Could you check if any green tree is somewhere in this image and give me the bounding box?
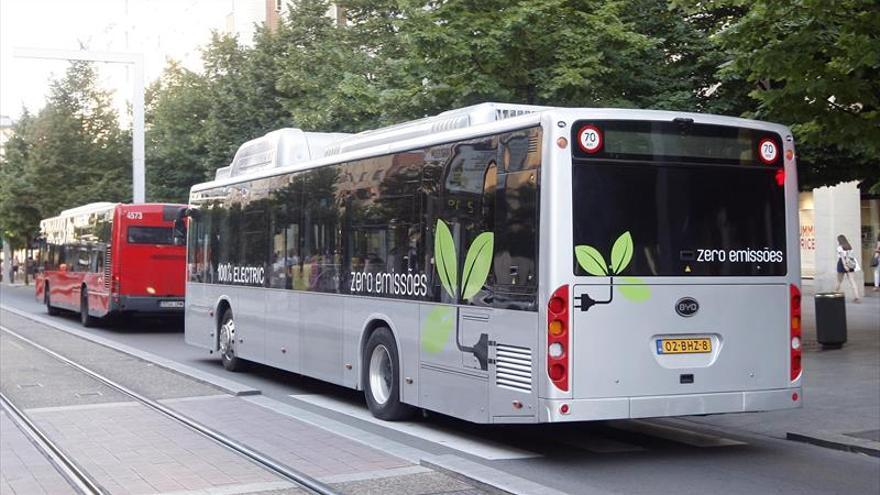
[0,61,131,247]
[680,0,880,191]
[619,0,749,113]
[399,0,654,109]
[145,61,212,202]
[0,112,42,247]
[202,32,289,171]
[270,0,386,131]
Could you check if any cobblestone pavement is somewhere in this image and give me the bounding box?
[1,411,73,495]
[0,311,489,495]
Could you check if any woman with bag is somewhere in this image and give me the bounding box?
[835,234,861,302]
[872,233,879,292]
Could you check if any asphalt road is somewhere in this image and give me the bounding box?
[2,284,878,495]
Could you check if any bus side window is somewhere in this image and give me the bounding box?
[77,246,90,273]
[37,240,48,271]
[241,205,269,286]
[65,246,81,272]
[91,246,103,273]
[269,174,301,290]
[301,166,343,293]
[428,137,497,307]
[200,203,219,284]
[343,153,422,298]
[54,244,63,268]
[493,130,541,311]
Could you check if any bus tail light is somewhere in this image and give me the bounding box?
[790,284,802,381]
[111,275,121,295]
[548,285,569,392]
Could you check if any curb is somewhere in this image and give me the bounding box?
[787,431,880,458]
[0,304,260,397]
[421,454,588,495]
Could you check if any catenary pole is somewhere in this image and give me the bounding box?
[13,47,146,203]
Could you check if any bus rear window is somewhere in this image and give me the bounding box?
[572,161,786,277]
[128,226,174,245]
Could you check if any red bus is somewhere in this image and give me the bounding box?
[35,202,187,326]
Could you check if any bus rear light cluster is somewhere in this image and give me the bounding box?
[790,284,802,381]
[548,285,569,392]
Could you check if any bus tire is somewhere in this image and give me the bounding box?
[363,327,415,421]
[45,284,61,316]
[80,287,96,328]
[218,308,244,372]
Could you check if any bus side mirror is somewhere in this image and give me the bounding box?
[172,219,186,246]
[173,207,198,246]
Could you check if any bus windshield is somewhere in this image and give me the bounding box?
[571,122,787,277]
[128,226,175,245]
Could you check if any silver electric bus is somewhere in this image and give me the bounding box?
[184,103,803,423]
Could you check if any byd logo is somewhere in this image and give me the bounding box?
[675,297,699,317]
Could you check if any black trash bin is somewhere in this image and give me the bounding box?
[815,292,847,349]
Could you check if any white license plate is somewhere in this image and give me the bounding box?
[159,300,184,308]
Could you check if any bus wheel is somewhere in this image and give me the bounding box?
[364,327,415,421]
[80,287,96,328]
[45,284,61,316]
[218,308,244,371]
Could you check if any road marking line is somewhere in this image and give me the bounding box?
[290,394,540,460]
[609,419,747,447]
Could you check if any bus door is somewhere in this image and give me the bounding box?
[55,245,80,309]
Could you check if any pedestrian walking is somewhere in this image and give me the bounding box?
[12,256,20,283]
[834,234,861,302]
[872,233,880,292]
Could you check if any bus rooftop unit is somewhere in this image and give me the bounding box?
[36,202,188,327]
[184,102,802,423]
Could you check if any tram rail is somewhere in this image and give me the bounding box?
[0,324,341,495]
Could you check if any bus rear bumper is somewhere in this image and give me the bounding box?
[539,387,802,423]
[113,295,185,314]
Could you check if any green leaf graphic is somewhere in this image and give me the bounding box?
[618,276,651,302]
[461,232,494,301]
[421,306,455,354]
[434,219,457,299]
[575,245,609,276]
[610,231,634,275]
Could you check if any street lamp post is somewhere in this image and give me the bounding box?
[12,47,146,203]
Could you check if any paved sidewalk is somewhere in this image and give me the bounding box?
[0,411,73,495]
[163,395,413,480]
[687,280,880,454]
[0,312,489,495]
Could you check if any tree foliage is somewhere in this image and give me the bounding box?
[142,0,740,196]
[145,61,211,202]
[678,0,880,191]
[4,1,877,244]
[0,61,131,247]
